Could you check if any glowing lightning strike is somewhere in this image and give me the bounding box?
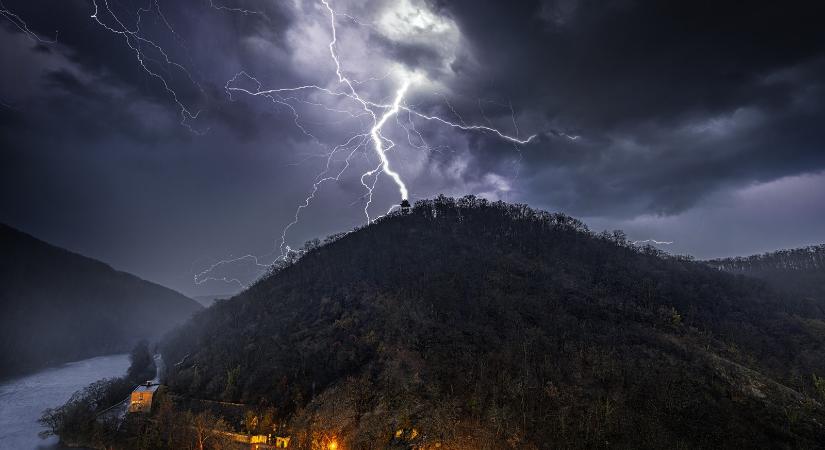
[369,80,410,200]
[221,0,547,224]
[198,0,551,288]
[358,80,410,219]
[58,0,569,288]
[632,239,674,245]
[321,0,408,204]
[0,0,572,290]
[209,0,271,21]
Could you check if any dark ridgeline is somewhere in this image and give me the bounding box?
[707,245,825,319]
[150,195,825,449]
[0,224,202,378]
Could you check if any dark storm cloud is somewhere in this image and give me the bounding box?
[425,0,825,215]
[436,0,825,124]
[0,0,299,138]
[0,0,323,294]
[1,0,824,294]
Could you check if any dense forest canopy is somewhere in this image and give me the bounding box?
[0,224,202,378]
[153,196,825,449]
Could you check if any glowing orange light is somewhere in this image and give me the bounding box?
[328,441,338,450]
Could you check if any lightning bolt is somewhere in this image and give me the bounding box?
[2,0,581,290]
[0,0,572,289]
[320,0,410,210]
[0,0,58,44]
[363,79,411,203]
[90,0,206,134]
[204,0,553,288]
[208,0,271,21]
[632,239,674,245]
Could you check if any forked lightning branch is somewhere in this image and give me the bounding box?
[85,0,545,288]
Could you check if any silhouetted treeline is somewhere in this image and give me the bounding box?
[707,244,825,318]
[0,224,202,378]
[708,244,825,272]
[100,196,825,448]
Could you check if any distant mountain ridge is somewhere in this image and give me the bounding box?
[193,293,237,307]
[158,196,825,448]
[707,244,825,272]
[0,223,202,378]
[706,244,825,318]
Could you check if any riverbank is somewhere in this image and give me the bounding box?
[0,354,129,450]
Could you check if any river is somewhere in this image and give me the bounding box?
[0,354,130,450]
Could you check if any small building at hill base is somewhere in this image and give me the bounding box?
[129,382,160,413]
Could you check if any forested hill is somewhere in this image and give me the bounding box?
[706,244,825,318]
[161,196,825,449]
[0,224,202,378]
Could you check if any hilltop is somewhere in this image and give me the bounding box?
[156,196,825,449]
[0,224,202,378]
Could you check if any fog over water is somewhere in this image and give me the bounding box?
[0,354,129,450]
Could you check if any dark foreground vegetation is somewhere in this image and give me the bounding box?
[46,197,825,449]
[0,224,202,378]
[40,341,269,449]
[39,341,156,447]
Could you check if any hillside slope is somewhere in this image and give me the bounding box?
[161,196,825,449]
[707,244,825,318]
[0,224,202,378]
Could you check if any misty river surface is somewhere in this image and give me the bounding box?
[0,354,130,450]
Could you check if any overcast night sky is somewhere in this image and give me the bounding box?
[1,0,824,297]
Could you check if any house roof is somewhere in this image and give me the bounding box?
[133,383,161,393]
